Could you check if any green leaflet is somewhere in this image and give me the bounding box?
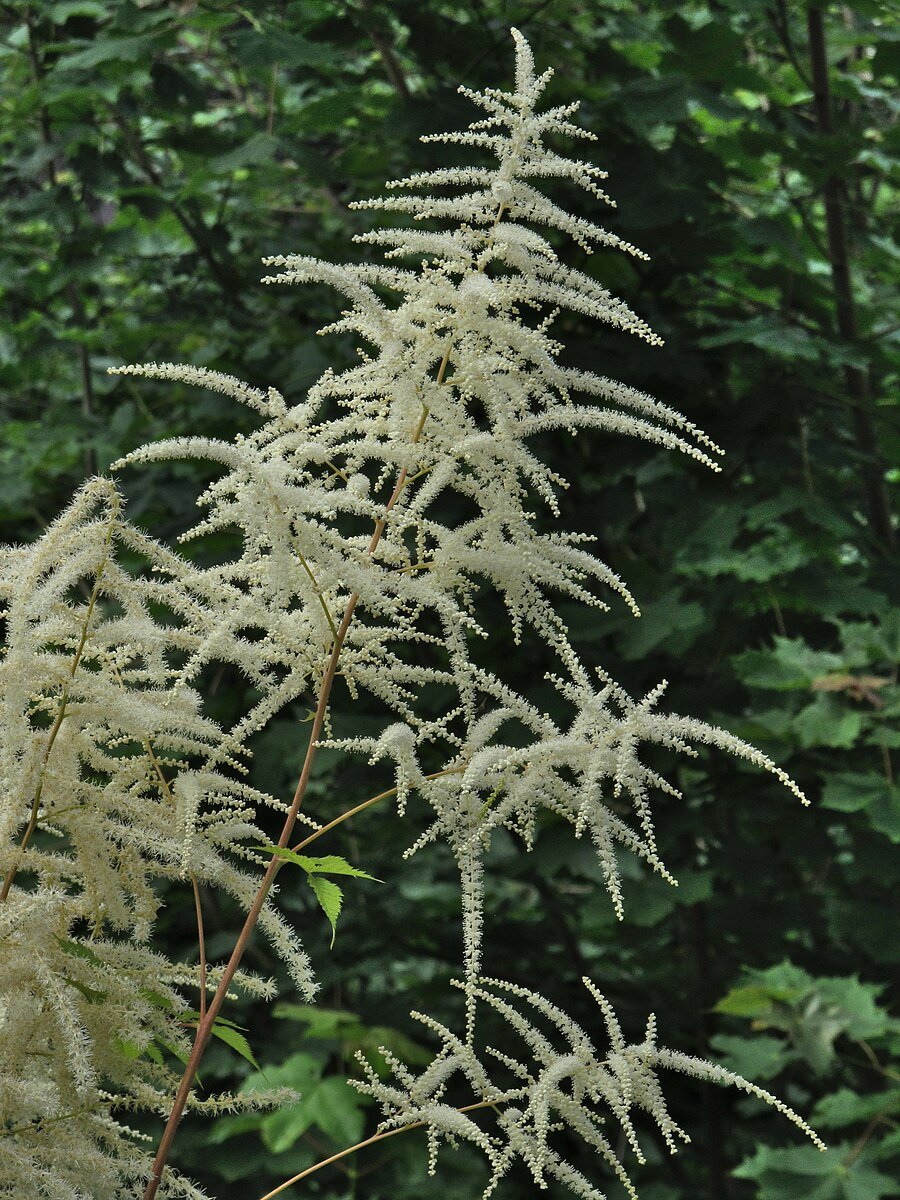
[308,876,342,948]
[273,1002,433,1070]
[207,1024,260,1070]
[734,1142,898,1200]
[62,976,107,1005]
[256,845,379,945]
[814,1086,900,1131]
[715,964,896,1076]
[257,845,379,880]
[213,1052,368,1153]
[181,1011,260,1069]
[55,937,106,967]
[115,1036,192,1073]
[116,1006,256,1074]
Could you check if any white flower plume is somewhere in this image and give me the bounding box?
[354,976,824,1200]
[1,27,820,1198]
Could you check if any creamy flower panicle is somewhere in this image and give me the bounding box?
[1,29,820,1200]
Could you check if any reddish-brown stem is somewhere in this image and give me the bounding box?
[142,399,434,1199]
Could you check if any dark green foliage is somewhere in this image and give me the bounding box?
[1,2,895,1198]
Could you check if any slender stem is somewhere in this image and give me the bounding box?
[369,401,433,529]
[765,584,787,638]
[257,1098,500,1200]
[271,491,338,641]
[880,740,894,788]
[405,463,437,483]
[260,1125,411,1199]
[0,506,116,903]
[142,401,434,1200]
[854,1039,900,1083]
[191,878,207,1023]
[142,573,352,1200]
[266,63,278,136]
[292,766,466,853]
[842,1106,895,1169]
[105,105,246,308]
[4,1105,99,1138]
[324,459,350,483]
[358,0,411,101]
[392,559,434,575]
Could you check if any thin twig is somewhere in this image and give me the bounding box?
[257,1098,502,1200]
[841,1106,895,1168]
[292,766,466,853]
[191,878,207,1023]
[266,63,278,135]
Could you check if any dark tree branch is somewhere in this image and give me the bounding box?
[24,9,96,477]
[358,0,411,100]
[688,902,731,1200]
[106,107,248,312]
[806,6,895,553]
[767,0,813,89]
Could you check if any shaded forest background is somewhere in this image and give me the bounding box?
[1,1,897,1198]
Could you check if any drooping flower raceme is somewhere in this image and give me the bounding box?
[1,28,820,1200]
[0,480,304,1198]
[354,977,825,1200]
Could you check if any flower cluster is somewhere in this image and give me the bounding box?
[1,28,820,1200]
[0,480,307,1197]
[355,977,825,1200]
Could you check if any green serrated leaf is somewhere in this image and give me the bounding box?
[297,854,380,881]
[714,983,800,1017]
[209,1022,260,1070]
[212,133,279,173]
[273,1003,360,1036]
[140,988,175,1011]
[56,937,105,967]
[733,638,846,690]
[51,1,106,18]
[256,845,379,880]
[302,1075,366,1146]
[115,1037,164,1067]
[158,1039,191,1068]
[115,1038,143,1062]
[814,1086,900,1130]
[182,1010,245,1030]
[735,1143,897,1200]
[272,1004,432,1068]
[258,1102,313,1155]
[53,33,167,73]
[237,1052,322,1153]
[709,1034,789,1081]
[822,773,900,841]
[179,1010,259,1068]
[62,975,107,1004]
[144,1042,165,1067]
[794,696,863,749]
[309,876,343,947]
